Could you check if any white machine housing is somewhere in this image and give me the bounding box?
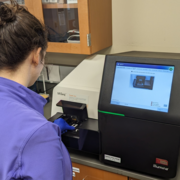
[51,55,105,119]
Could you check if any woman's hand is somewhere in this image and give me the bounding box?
[54,118,75,134]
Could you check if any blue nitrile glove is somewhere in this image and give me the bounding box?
[54,118,75,134]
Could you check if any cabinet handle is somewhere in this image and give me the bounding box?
[87,34,91,46]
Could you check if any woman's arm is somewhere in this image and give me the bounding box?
[20,122,71,180]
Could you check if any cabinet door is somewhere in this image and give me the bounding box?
[25,0,44,23]
[72,162,128,180]
[42,0,91,54]
[41,0,112,55]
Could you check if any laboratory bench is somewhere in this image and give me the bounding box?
[44,100,180,180]
[68,148,180,180]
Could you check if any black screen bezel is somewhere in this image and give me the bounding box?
[98,55,180,126]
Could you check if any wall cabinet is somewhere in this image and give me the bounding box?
[72,162,128,180]
[19,0,112,55]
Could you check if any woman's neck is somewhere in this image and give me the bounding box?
[0,62,31,87]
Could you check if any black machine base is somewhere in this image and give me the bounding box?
[98,112,180,178]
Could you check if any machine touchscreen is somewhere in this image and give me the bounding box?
[111,62,174,113]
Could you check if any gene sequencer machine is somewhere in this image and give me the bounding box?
[50,54,180,179]
[50,55,105,155]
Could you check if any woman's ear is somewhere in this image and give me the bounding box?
[32,48,42,66]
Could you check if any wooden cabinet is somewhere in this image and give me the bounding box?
[24,0,112,55]
[72,162,128,180]
[25,0,45,22]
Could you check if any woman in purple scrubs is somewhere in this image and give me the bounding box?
[0,1,74,179]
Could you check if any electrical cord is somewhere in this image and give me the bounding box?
[36,81,57,94]
[42,85,57,93]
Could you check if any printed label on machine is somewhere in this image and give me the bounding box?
[56,93,89,107]
[68,94,89,106]
[104,154,121,163]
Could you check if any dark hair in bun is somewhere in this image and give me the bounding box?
[0,1,20,26]
[0,0,48,70]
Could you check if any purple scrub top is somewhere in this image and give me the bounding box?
[0,77,72,180]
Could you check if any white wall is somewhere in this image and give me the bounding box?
[131,0,180,53]
[100,0,180,54]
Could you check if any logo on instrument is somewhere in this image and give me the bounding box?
[156,158,168,166]
[57,92,66,96]
[153,158,169,171]
[153,164,169,171]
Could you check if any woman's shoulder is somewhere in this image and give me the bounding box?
[0,96,58,142]
[0,96,45,122]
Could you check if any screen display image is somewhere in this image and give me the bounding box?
[132,75,154,90]
[111,62,174,113]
